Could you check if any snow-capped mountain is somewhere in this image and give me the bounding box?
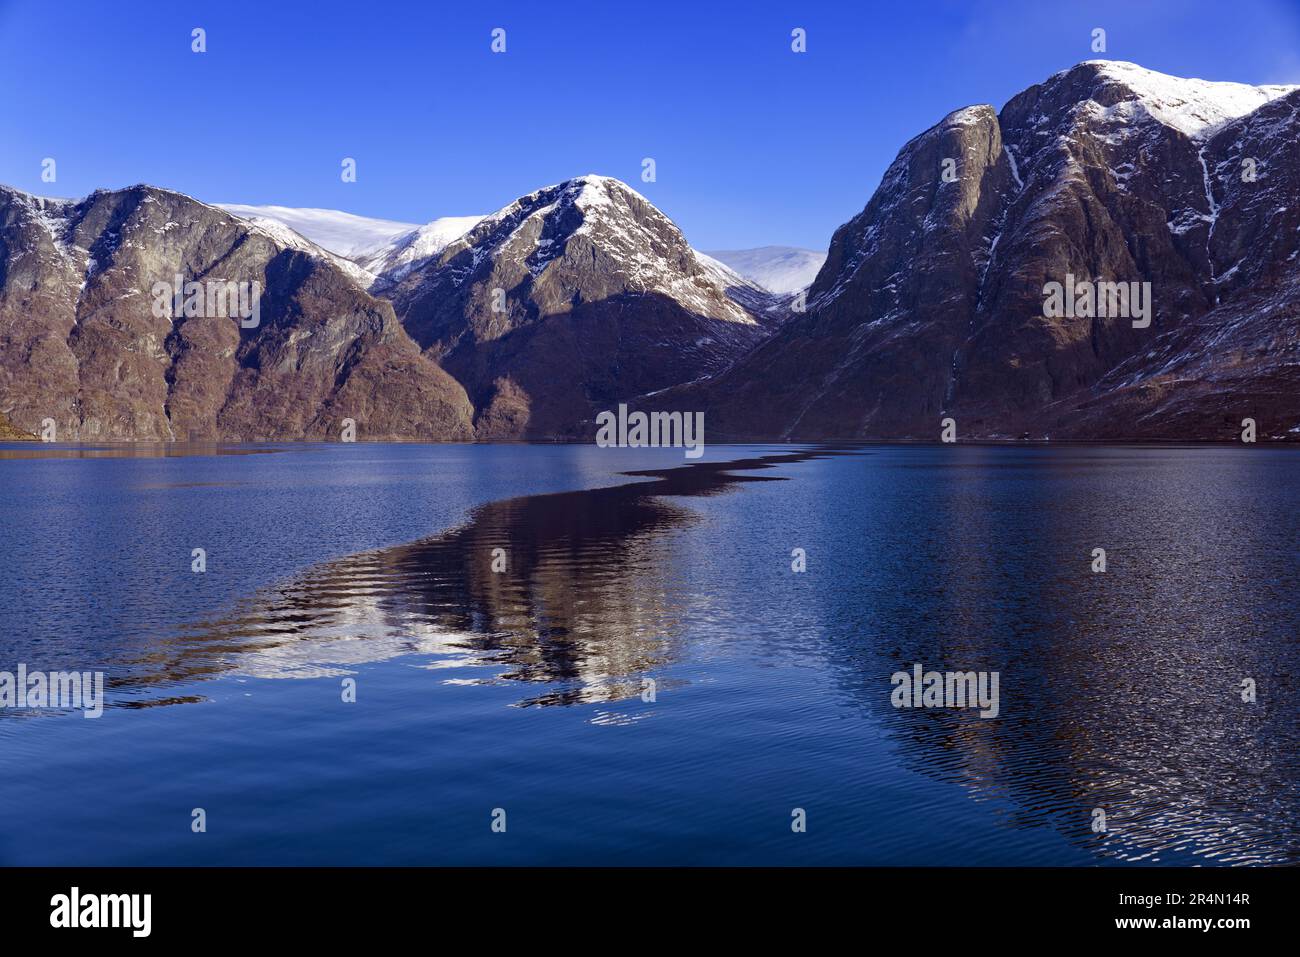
[220,210,384,290]
[217,200,800,306]
[702,246,827,294]
[1064,60,1297,139]
[677,61,1300,440]
[388,174,778,436]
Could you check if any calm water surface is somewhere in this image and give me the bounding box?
[0,443,1297,865]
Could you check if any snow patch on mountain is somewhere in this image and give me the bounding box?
[1077,60,1299,139]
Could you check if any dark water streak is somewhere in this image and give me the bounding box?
[141,446,850,704]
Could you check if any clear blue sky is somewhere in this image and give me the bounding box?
[3,0,1298,250]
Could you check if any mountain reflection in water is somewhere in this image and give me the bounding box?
[149,447,846,705]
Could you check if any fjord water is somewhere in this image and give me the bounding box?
[0,443,1297,866]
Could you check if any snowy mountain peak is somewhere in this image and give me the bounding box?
[453,174,759,324]
[566,173,651,207]
[945,104,998,127]
[1061,60,1300,139]
[461,175,649,239]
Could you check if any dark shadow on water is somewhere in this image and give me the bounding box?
[135,446,851,705]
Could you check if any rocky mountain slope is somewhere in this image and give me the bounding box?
[677,61,1300,440]
[0,184,474,440]
[385,175,777,437]
[0,409,32,439]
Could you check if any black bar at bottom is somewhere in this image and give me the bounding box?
[0,866,1288,942]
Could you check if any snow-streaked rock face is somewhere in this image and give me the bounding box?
[0,185,474,440]
[677,60,1300,440]
[388,174,779,437]
[702,246,827,294]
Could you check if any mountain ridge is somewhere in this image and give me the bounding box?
[219,202,817,294]
[4,60,1299,442]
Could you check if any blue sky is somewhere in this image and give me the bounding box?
[3,0,1299,250]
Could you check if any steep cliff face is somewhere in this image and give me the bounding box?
[387,175,776,438]
[670,102,1014,439]
[0,185,474,441]
[961,61,1300,437]
[681,62,1300,440]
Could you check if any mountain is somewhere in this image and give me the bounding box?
[7,62,1296,445]
[386,175,779,437]
[0,184,474,441]
[213,209,384,291]
[674,61,1300,440]
[703,246,826,294]
[1,177,781,442]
